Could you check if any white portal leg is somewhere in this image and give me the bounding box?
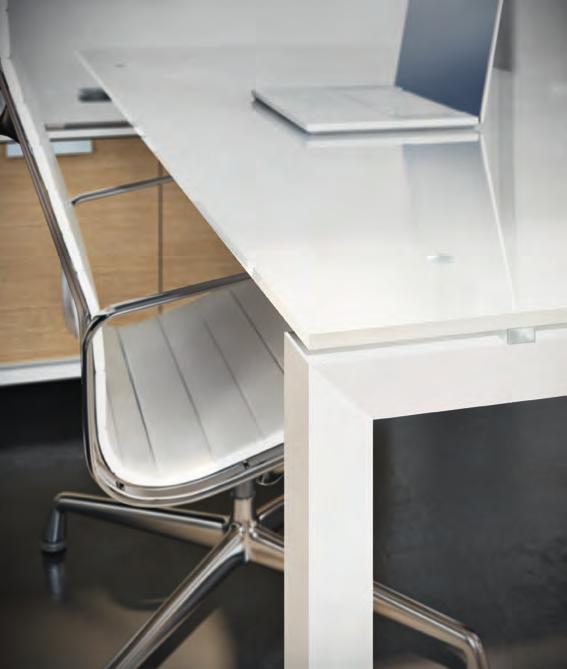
[284,334,373,669]
[282,324,567,668]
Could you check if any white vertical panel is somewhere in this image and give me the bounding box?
[0,0,9,58]
[313,327,567,421]
[285,334,373,669]
[257,0,406,48]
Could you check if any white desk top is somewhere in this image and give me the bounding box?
[82,45,567,350]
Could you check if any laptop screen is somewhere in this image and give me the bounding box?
[395,0,502,118]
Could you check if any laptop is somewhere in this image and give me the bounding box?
[252,0,504,134]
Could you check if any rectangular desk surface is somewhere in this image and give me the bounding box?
[82,46,567,350]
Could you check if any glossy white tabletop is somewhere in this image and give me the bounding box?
[82,41,567,350]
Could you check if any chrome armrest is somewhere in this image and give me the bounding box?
[71,175,173,207]
[81,272,249,350]
[62,174,174,335]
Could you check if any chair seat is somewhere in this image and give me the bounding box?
[93,280,288,488]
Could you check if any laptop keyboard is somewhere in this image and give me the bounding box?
[334,86,460,119]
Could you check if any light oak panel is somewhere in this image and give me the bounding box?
[0,140,76,363]
[61,138,159,306]
[0,137,243,366]
[0,307,77,364]
[0,137,159,364]
[0,148,45,228]
[0,256,63,311]
[0,219,54,256]
[162,181,242,290]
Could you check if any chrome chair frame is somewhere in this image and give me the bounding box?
[1,63,489,669]
[70,174,174,207]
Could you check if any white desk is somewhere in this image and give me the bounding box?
[4,0,405,132]
[4,0,404,139]
[82,45,567,668]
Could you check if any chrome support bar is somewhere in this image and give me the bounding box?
[248,524,284,571]
[42,493,227,554]
[256,494,284,530]
[71,175,174,207]
[106,529,245,669]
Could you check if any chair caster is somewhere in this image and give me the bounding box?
[40,538,67,554]
[42,554,66,600]
[41,503,66,555]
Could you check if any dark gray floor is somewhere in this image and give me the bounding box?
[1,380,566,668]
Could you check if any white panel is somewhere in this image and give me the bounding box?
[0,357,80,386]
[284,334,373,669]
[314,327,567,421]
[0,0,8,58]
[257,0,406,48]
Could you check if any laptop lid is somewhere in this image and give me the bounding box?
[395,0,503,119]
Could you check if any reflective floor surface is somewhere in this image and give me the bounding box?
[1,380,566,668]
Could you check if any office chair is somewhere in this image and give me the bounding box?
[0,53,489,669]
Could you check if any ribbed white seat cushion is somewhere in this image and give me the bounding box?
[93,280,288,488]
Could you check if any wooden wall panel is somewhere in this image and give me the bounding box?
[0,137,242,367]
[0,137,159,364]
[60,138,159,307]
[0,308,76,364]
[162,180,242,290]
[0,144,77,363]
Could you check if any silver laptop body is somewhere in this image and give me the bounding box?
[253,0,504,134]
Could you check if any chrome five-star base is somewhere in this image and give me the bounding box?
[42,484,489,669]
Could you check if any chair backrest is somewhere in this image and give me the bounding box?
[0,51,100,329]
